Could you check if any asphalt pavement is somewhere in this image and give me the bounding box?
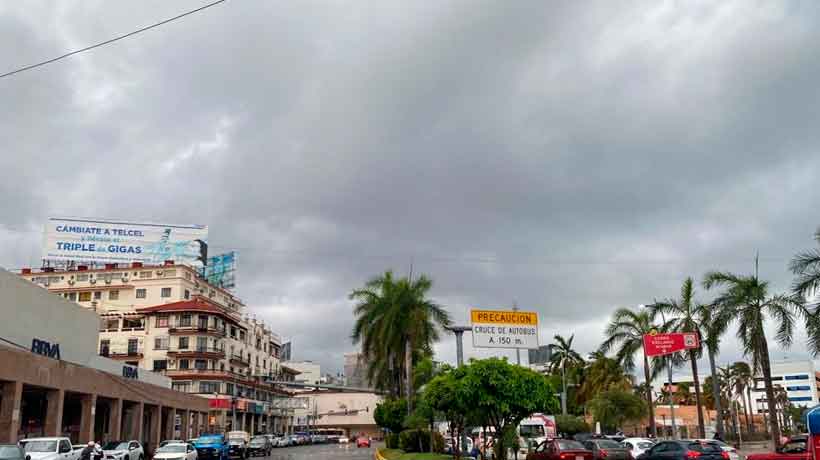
[264,443,378,460]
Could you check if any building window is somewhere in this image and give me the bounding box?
[161,287,172,298]
[156,315,169,328]
[127,339,139,355]
[179,359,189,369]
[139,271,152,279]
[239,330,246,341]
[180,313,192,327]
[230,327,237,338]
[179,337,189,349]
[68,292,77,301]
[184,271,192,280]
[195,359,208,370]
[123,317,144,330]
[226,383,234,395]
[154,336,169,350]
[785,375,810,381]
[101,318,119,331]
[153,360,168,372]
[256,338,261,350]
[100,340,110,357]
[197,337,208,352]
[79,292,92,302]
[198,315,208,329]
[787,385,811,391]
[94,291,102,300]
[200,381,220,393]
[172,381,191,392]
[184,289,190,300]
[136,289,147,299]
[789,396,813,402]
[109,290,119,300]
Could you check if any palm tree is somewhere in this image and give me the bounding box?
[700,304,730,439]
[550,334,585,415]
[648,278,708,437]
[718,365,738,438]
[350,270,451,409]
[731,362,754,433]
[600,308,658,437]
[703,271,806,446]
[789,227,820,298]
[576,352,632,406]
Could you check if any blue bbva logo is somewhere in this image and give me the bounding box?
[31,338,61,360]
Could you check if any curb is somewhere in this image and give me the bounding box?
[374,448,387,460]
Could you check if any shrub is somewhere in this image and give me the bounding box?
[385,433,400,449]
[398,429,445,453]
[555,415,591,437]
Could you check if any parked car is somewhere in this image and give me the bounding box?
[527,439,592,460]
[274,438,290,448]
[692,440,739,460]
[153,443,197,460]
[621,439,655,459]
[0,445,26,460]
[226,432,249,459]
[246,437,270,457]
[19,438,82,460]
[337,437,350,444]
[583,438,631,460]
[101,441,144,460]
[159,441,185,449]
[193,434,229,460]
[746,436,809,460]
[356,437,371,448]
[637,440,728,460]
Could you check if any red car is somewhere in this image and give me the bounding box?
[528,439,594,460]
[746,436,808,460]
[356,437,371,448]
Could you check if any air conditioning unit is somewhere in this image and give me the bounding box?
[121,277,128,282]
[105,279,111,284]
[156,270,164,276]
[68,279,75,285]
[90,279,96,284]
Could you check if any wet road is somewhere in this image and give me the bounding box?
[264,443,378,460]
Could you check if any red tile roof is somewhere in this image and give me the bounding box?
[137,299,238,321]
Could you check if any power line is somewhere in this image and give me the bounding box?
[0,0,228,80]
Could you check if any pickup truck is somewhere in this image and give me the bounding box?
[19,438,82,460]
[193,434,229,460]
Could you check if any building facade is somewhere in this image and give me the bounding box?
[283,361,322,386]
[343,352,372,389]
[750,360,820,413]
[20,261,297,435]
[291,391,382,439]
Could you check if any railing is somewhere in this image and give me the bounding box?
[230,354,250,366]
[168,324,226,336]
[107,349,143,358]
[167,346,226,358]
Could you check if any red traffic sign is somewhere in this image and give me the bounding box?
[643,332,699,357]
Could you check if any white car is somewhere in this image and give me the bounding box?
[621,438,655,458]
[20,437,82,460]
[153,443,197,460]
[337,437,350,444]
[101,441,144,460]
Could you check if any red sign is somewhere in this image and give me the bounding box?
[209,398,231,409]
[643,332,699,357]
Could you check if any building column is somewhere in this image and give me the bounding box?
[165,408,176,441]
[79,394,97,444]
[250,413,256,435]
[109,399,123,441]
[191,412,200,438]
[179,410,189,440]
[0,381,23,443]
[44,388,65,437]
[149,406,162,455]
[131,402,144,441]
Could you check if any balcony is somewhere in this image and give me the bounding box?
[167,346,226,360]
[230,353,250,367]
[107,350,143,360]
[168,323,226,337]
[163,368,253,382]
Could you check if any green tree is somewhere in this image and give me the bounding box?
[700,303,730,439]
[588,388,647,433]
[599,308,658,437]
[703,271,806,446]
[648,278,707,438]
[576,352,632,407]
[789,227,820,297]
[731,362,753,433]
[351,270,452,408]
[555,415,591,437]
[549,334,585,415]
[374,398,408,433]
[460,358,559,460]
[422,366,471,459]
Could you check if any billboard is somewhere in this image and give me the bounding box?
[43,217,208,265]
[643,331,699,357]
[470,309,540,349]
[202,251,237,289]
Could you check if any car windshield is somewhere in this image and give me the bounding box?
[558,441,586,450]
[250,438,266,444]
[596,440,624,449]
[156,445,187,453]
[0,446,22,460]
[520,425,546,438]
[102,442,129,451]
[637,442,654,449]
[21,441,57,453]
[197,437,221,443]
[782,441,807,453]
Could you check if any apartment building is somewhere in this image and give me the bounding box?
[750,360,820,413]
[20,261,299,434]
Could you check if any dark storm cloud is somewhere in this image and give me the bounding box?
[3,1,820,373]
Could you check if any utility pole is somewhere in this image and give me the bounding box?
[446,325,472,454]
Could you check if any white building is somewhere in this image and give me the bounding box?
[749,360,820,414]
[284,361,322,386]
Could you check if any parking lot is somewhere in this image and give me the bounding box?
[256,443,378,460]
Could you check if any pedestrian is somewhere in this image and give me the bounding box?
[79,442,96,460]
[713,432,724,442]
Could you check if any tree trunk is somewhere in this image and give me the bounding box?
[741,388,751,434]
[643,354,657,437]
[759,337,782,447]
[406,337,413,413]
[747,387,755,432]
[690,350,706,438]
[708,348,725,438]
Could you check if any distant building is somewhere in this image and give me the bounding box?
[284,360,322,386]
[344,352,373,389]
[292,391,382,438]
[750,360,820,413]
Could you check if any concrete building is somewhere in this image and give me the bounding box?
[0,268,210,451]
[292,391,382,439]
[283,361,322,386]
[343,353,372,389]
[19,262,297,435]
[750,360,820,413]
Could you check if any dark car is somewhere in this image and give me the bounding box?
[0,445,25,460]
[193,434,229,460]
[638,440,728,460]
[583,439,632,460]
[527,439,593,460]
[246,437,269,457]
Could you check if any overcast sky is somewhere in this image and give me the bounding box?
[3,1,820,377]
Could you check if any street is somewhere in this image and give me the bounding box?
[260,443,378,460]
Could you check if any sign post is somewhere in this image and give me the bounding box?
[470,309,540,350]
[643,331,699,440]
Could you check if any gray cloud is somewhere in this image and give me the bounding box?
[3,0,820,374]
